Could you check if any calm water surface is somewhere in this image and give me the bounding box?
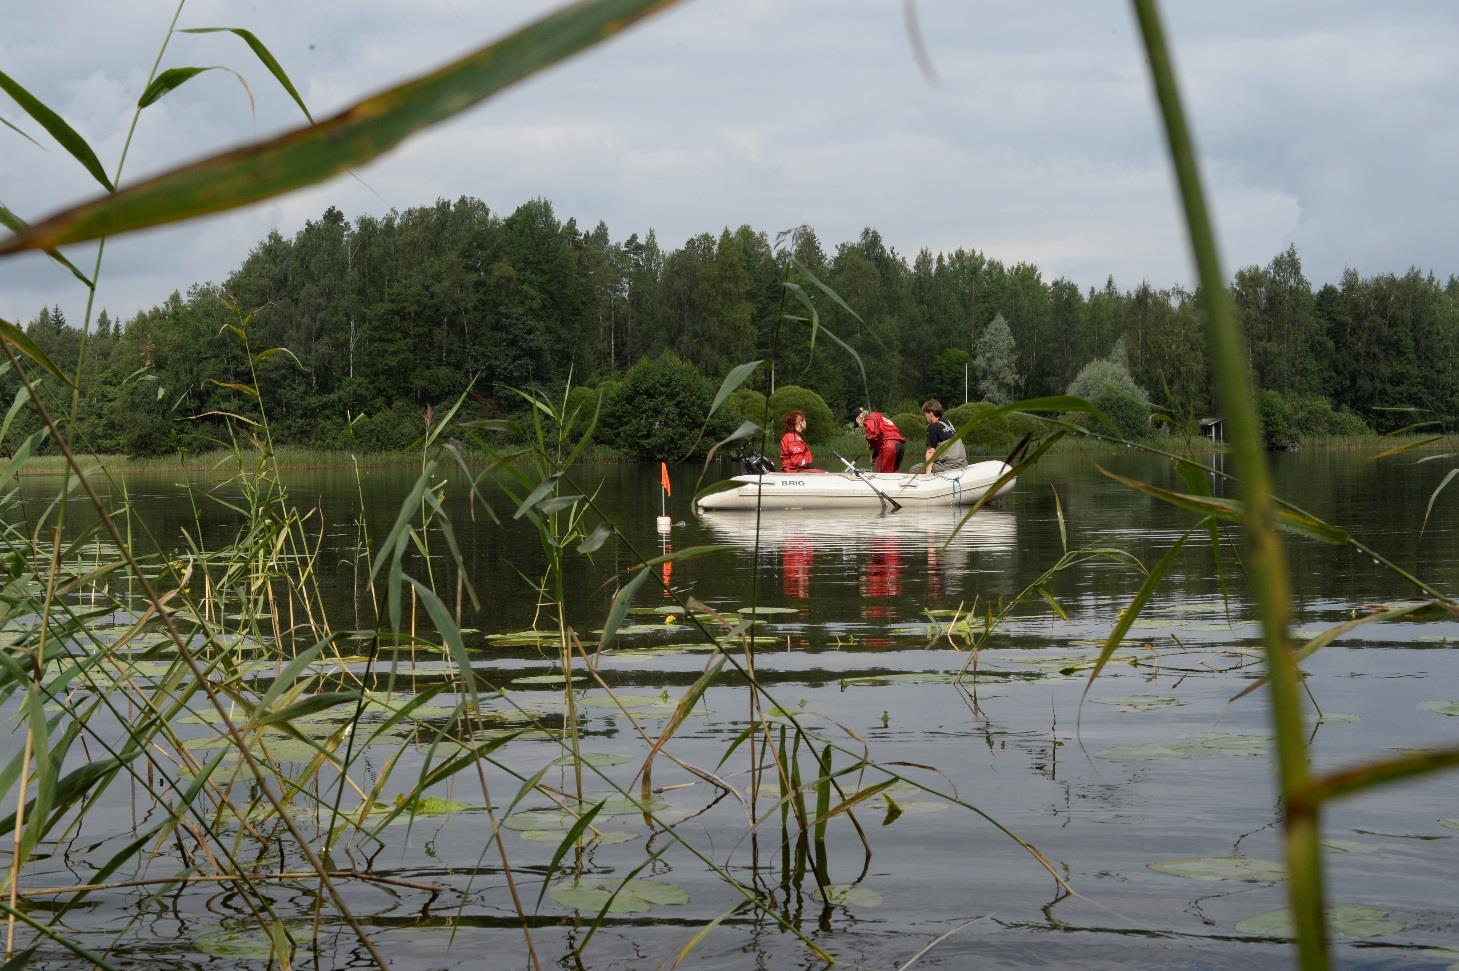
[10,450,1459,969]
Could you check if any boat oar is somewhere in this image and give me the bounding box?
[834,452,902,513]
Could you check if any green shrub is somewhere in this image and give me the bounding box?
[1329,406,1372,437]
[942,401,1008,449]
[600,352,714,461]
[1067,358,1152,440]
[889,412,923,443]
[721,387,768,431]
[352,399,424,451]
[766,385,836,443]
[1256,389,1293,446]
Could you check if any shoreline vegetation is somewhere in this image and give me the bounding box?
[10,432,1448,476]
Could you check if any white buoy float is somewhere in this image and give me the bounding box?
[657,461,672,532]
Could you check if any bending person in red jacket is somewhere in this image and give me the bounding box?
[779,410,821,472]
[852,406,906,473]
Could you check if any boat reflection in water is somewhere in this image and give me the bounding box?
[697,508,1017,640]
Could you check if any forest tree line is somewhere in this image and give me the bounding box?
[8,195,1459,456]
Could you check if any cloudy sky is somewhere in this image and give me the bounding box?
[3,1,1457,328]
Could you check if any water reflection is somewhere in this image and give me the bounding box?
[697,509,1016,629]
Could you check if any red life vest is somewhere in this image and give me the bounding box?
[780,432,814,470]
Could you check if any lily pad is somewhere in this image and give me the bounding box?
[1312,712,1360,724]
[585,791,667,815]
[1440,819,1459,831]
[1091,694,1181,712]
[874,796,946,816]
[1098,742,1210,762]
[1148,857,1284,882]
[550,878,688,913]
[736,606,798,615]
[486,630,555,646]
[579,694,674,711]
[1420,700,1459,716]
[1200,734,1272,757]
[520,829,636,844]
[1236,904,1405,939]
[193,929,275,959]
[511,673,585,686]
[502,809,577,832]
[1319,839,1379,855]
[552,752,632,767]
[840,672,960,688]
[371,796,472,818]
[812,884,883,907]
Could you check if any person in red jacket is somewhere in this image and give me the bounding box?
[779,410,819,471]
[852,406,906,472]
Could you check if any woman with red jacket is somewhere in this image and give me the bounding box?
[852,406,906,472]
[779,410,819,471]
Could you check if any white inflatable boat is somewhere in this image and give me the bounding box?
[694,460,1016,511]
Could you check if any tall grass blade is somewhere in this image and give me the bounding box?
[0,69,113,190]
[0,319,76,388]
[1130,0,1322,964]
[1298,745,1459,807]
[0,0,681,254]
[137,66,251,110]
[0,204,93,287]
[1421,468,1458,537]
[534,801,605,909]
[1078,529,1191,717]
[599,568,651,653]
[639,657,725,804]
[181,27,314,121]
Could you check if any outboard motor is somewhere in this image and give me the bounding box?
[735,449,776,475]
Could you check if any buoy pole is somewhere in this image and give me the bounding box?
[656,461,672,533]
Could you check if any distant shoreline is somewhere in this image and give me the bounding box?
[10,434,1449,476]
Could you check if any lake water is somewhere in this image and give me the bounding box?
[8,449,1459,969]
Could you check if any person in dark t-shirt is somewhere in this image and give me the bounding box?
[919,399,967,474]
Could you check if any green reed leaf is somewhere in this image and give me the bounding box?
[577,522,613,554]
[1099,464,1349,544]
[1079,529,1191,717]
[0,1,679,254]
[0,69,113,191]
[1296,744,1459,808]
[0,202,92,287]
[709,361,761,419]
[406,577,476,705]
[639,656,725,805]
[20,688,54,864]
[181,27,313,122]
[258,691,361,727]
[1421,468,1458,537]
[600,567,651,652]
[0,317,77,388]
[1,114,43,149]
[535,800,606,909]
[137,66,242,109]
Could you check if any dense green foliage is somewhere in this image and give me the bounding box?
[1068,354,1154,440]
[599,352,714,460]
[972,314,1020,403]
[8,200,1457,457]
[765,385,835,443]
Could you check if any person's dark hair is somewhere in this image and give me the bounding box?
[921,399,944,418]
[781,409,807,434]
[851,406,867,424]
